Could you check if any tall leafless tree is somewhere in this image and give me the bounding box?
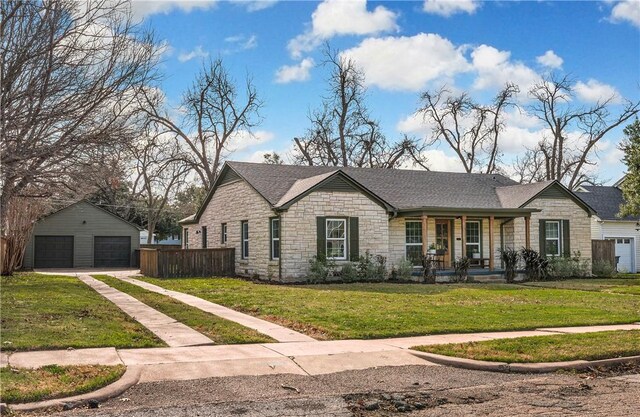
[0,0,159,274]
[293,46,428,169]
[140,59,263,189]
[519,75,640,189]
[418,84,519,174]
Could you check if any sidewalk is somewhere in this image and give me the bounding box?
[4,323,639,382]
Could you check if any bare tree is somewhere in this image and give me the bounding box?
[521,75,640,189]
[130,132,189,244]
[0,0,159,273]
[418,84,519,173]
[140,59,262,189]
[292,46,428,169]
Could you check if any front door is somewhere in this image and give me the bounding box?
[435,220,451,268]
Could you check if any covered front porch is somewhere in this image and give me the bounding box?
[393,207,539,272]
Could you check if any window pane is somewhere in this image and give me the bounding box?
[327,240,345,258]
[272,219,280,239]
[466,222,480,244]
[244,240,249,257]
[405,221,422,244]
[273,240,280,259]
[545,222,559,239]
[406,245,422,266]
[327,220,345,238]
[545,240,559,256]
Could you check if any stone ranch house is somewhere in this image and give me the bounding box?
[180,161,594,282]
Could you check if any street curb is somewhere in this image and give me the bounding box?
[409,350,640,373]
[9,365,141,412]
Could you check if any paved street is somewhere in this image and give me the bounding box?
[28,364,640,417]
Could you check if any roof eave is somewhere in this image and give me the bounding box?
[397,207,540,217]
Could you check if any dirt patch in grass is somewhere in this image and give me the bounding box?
[0,364,125,404]
[413,330,640,363]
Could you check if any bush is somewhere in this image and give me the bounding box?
[452,257,470,283]
[308,254,335,283]
[394,259,414,281]
[499,247,520,283]
[339,262,358,282]
[520,248,549,281]
[592,260,616,277]
[357,251,387,281]
[548,251,591,278]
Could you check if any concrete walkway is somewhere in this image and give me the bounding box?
[110,273,315,343]
[76,275,213,348]
[4,323,639,382]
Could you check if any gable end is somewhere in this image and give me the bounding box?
[317,175,358,193]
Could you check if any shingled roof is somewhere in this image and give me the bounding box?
[576,186,635,221]
[184,161,593,223]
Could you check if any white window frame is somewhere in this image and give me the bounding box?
[184,229,189,249]
[465,220,481,257]
[326,218,347,260]
[405,220,423,265]
[271,218,280,260]
[545,220,561,256]
[241,221,249,259]
[221,223,227,244]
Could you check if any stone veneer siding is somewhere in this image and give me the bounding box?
[183,180,278,279]
[280,191,389,282]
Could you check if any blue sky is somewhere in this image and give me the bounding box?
[135,0,639,184]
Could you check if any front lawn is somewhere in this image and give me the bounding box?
[1,273,164,351]
[93,275,274,344]
[412,330,640,363]
[521,275,640,294]
[0,364,125,404]
[138,277,640,340]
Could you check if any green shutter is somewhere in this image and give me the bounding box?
[479,219,483,258]
[316,217,326,258]
[450,219,455,261]
[349,217,359,261]
[562,219,571,257]
[539,219,546,255]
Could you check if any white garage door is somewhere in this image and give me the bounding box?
[611,238,633,272]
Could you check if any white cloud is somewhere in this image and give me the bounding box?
[230,0,278,12]
[609,0,640,28]
[224,34,258,52]
[130,0,217,20]
[423,150,466,172]
[275,58,315,84]
[574,79,622,104]
[422,0,479,17]
[397,112,430,136]
[471,44,541,92]
[536,50,563,69]
[287,0,399,59]
[177,45,209,62]
[229,130,275,152]
[342,33,470,91]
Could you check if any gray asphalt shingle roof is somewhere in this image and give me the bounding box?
[576,186,635,221]
[226,161,539,211]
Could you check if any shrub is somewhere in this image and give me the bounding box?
[592,260,616,278]
[452,257,470,283]
[308,254,335,283]
[548,251,591,278]
[421,255,437,284]
[339,262,358,282]
[499,247,520,283]
[395,259,414,281]
[357,251,387,281]
[520,248,549,281]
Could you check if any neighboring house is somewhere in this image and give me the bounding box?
[576,177,640,273]
[139,230,181,245]
[180,161,594,282]
[23,201,141,269]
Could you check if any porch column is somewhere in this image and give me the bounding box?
[461,215,467,255]
[421,215,428,255]
[489,216,495,271]
[524,216,531,249]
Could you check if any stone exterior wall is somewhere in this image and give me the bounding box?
[513,197,592,260]
[183,180,278,279]
[280,191,389,282]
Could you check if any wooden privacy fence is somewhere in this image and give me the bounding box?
[592,239,616,267]
[139,248,235,278]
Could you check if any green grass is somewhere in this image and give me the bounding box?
[521,275,640,294]
[0,273,164,351]
[137,277,640,340]
[0,364,125,404]
[92,275,275,344]
[412,330,640,363]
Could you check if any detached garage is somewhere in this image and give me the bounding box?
[23,201,141,269]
